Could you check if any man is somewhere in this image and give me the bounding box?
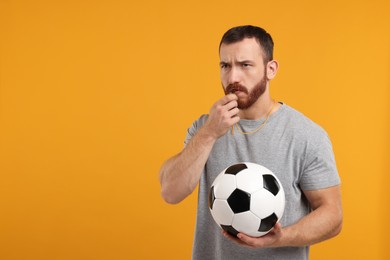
[159,25,342,260]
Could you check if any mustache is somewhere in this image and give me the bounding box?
[225,83,249,95]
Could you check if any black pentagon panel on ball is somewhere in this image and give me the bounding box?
[225,163,248,175]
[221,225,239,237]
[258,213,278,232]
[208,186,216,209]
[227,189,251,213]
[262,174,280,196]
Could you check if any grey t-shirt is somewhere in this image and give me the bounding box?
[185,103,340,260]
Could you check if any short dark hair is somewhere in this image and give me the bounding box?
[219,25,274,63]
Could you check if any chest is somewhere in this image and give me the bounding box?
[205,131,306,194]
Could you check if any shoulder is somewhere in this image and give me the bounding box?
[281,104,329,141]
[277,104,334,160]
[188,114,209,131]
[185,114,209,142]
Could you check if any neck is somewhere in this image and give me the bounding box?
[238,92,278,120]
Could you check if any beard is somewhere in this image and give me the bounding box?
[224,75,267,110]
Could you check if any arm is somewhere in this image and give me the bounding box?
[159,128,216,204]
[225,185,343,248]
[159,94,239,204]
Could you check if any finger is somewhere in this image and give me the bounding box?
[225,100,238,111]
[237,233,257,246]
[220,94,238,105]
[229,107,240,118]
[270,223,282,236]
[221,230,236,242]
[222,230,252,248]
[273,222,282,231]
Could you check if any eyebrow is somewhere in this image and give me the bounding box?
[219,60,255,66]
[237,60,254,64]
[219,60,254,65]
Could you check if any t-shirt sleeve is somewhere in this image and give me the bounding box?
[300,130,341,190]
[184,115,208,146]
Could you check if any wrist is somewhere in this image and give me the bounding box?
[197,125,219,144]
[278,225,303,247]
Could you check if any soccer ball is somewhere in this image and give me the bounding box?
[208,162,285,237]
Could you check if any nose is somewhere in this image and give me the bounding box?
[227,66,241,85]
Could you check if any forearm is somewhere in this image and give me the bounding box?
[280,203,343,247]
[234,186,343,248]
[159,126,217,204]
[160,94,239,204]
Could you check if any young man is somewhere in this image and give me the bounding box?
[159,25,342,260]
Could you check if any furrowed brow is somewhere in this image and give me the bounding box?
[237,60,254,64]
[219,61,230,66]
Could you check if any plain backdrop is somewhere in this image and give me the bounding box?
[0,0,389,259]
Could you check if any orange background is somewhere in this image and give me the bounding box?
[0,0,389,259]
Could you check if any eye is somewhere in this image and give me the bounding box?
[220,63,230,69]
[242,63,251,68]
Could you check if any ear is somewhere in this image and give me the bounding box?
[266,60,279,80]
